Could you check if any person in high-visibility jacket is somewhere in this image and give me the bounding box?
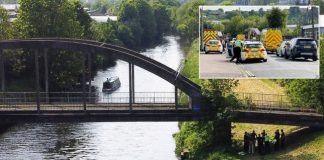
[230,40,243,63]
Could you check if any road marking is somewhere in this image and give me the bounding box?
[236,62,256,78]
[246,71,256,77]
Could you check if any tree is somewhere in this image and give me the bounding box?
[73,0,93,38]
[266,7,288,29]
[0,6,11,40]
[152,1,172,40]
[173,0,208,41]
[15,0,86,91]
[17,0,83,38]
[118,0,157,47]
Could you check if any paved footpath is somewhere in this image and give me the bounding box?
[200,52,247,78]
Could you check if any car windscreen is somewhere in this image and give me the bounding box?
[297,40,316,45]
[245,44,263,48]
[208,41,220,45]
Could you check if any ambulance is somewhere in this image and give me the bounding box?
[261,28,283,54]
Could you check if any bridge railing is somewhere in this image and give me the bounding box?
[232,92,319,112]
[0,92,181,111]
[0,92,176,104]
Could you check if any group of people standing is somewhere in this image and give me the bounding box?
[243,129,285,155]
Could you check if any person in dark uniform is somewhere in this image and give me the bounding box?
[262,130,266,138]
[251,130,257,152]
[243,132,249,153]
[230,40,242,63]
[280,129,285,149]
[274,129,280,151]
[257,134,264,155]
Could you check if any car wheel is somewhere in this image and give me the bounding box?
[290,50,295,60]
[313,56,318,61]
[284,51,288,59]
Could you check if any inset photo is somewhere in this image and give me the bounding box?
[199,5,320,79]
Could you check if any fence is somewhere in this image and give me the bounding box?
[232,92,319,112]
[0,92,176,104]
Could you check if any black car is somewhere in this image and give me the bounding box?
[284,38,318,61]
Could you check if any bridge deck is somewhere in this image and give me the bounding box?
[232,110,324,127]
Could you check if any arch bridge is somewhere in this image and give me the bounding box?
[0,38,323,127]
[0,38,203,121]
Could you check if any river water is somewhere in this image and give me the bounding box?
[0,36,184,160]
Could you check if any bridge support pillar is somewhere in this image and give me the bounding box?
[131,64,135,103]
[82,52,87,112]
[128,63,133,111]
[0,49,4,92]
[88,52,92,99]
[175,87,178,110]
[44,48,49,103]
[35,49,40,112]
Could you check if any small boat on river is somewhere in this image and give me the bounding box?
[102,76,121,93]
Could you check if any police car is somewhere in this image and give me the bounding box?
[240,41,268,62]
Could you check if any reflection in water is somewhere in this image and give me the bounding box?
[0,36,184,160]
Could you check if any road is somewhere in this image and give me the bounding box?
[200,51,319,79]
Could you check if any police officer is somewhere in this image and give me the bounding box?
[280,129,285,149]
[230,39,242,63]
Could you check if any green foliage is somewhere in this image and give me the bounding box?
[266,7,288,29]
[90,21,122,45]
[181,39,200,84]
[219,0,234,5]
[173,0,208,41]
[177,38,241,159]
[91,0,110,13]
[0,6,11,40]
[118,0,157,47]
[151,2,172,40]
[17,0,83,38]
[222,15,266,37]
[73,0,93,38]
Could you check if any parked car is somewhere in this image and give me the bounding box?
[284,38,318,61]
[277,40,289,57]
[240,41,267,62]
[204,39,223,54]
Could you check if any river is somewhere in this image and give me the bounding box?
[0,36,185,160]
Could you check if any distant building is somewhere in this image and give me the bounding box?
[286,24,297,30]
[295,0,310,5]
[320,15,324,34]
[279,0,295,4]
[235,0,249,5]
[91,16,117,23]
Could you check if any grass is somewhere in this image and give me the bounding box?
[234,79,285,95]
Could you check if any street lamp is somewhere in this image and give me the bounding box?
[308,5,316,40]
